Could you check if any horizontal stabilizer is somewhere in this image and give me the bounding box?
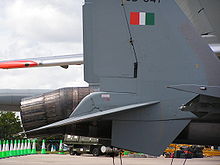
[168,84,220,98]
[0,54,83,69]
[26,100,159,133]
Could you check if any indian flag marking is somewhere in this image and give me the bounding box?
[130,12,155,25]
[146,13,155,25]
[140,12,146,25]
[130,12,140,25]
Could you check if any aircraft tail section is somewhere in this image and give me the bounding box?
[83,0,220,89]
[81,0,220,155]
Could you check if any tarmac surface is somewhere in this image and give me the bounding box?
[0,154,220,165]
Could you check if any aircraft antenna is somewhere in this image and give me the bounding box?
[121,0,138,78]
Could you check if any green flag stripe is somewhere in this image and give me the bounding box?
[146,13,155,25]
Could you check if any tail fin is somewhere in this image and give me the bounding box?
[83,0,220,89]
[82,0,220,155]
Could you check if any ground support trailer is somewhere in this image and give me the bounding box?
[64,135,118,156]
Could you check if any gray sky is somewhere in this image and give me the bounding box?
[0,0,87,89]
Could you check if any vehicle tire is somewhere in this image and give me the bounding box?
[76,152,81,156]
[69,149,75,155]
[92,148,100,156]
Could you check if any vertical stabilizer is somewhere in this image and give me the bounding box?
[82,0,220,155]
[83,0,220,90]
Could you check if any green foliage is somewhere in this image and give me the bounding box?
[0,112,23,139]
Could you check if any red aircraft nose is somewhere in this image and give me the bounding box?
[0,60,38,69]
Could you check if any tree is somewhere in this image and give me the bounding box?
[0,112,23,139]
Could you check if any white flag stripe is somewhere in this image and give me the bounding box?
[139,12,146,25]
